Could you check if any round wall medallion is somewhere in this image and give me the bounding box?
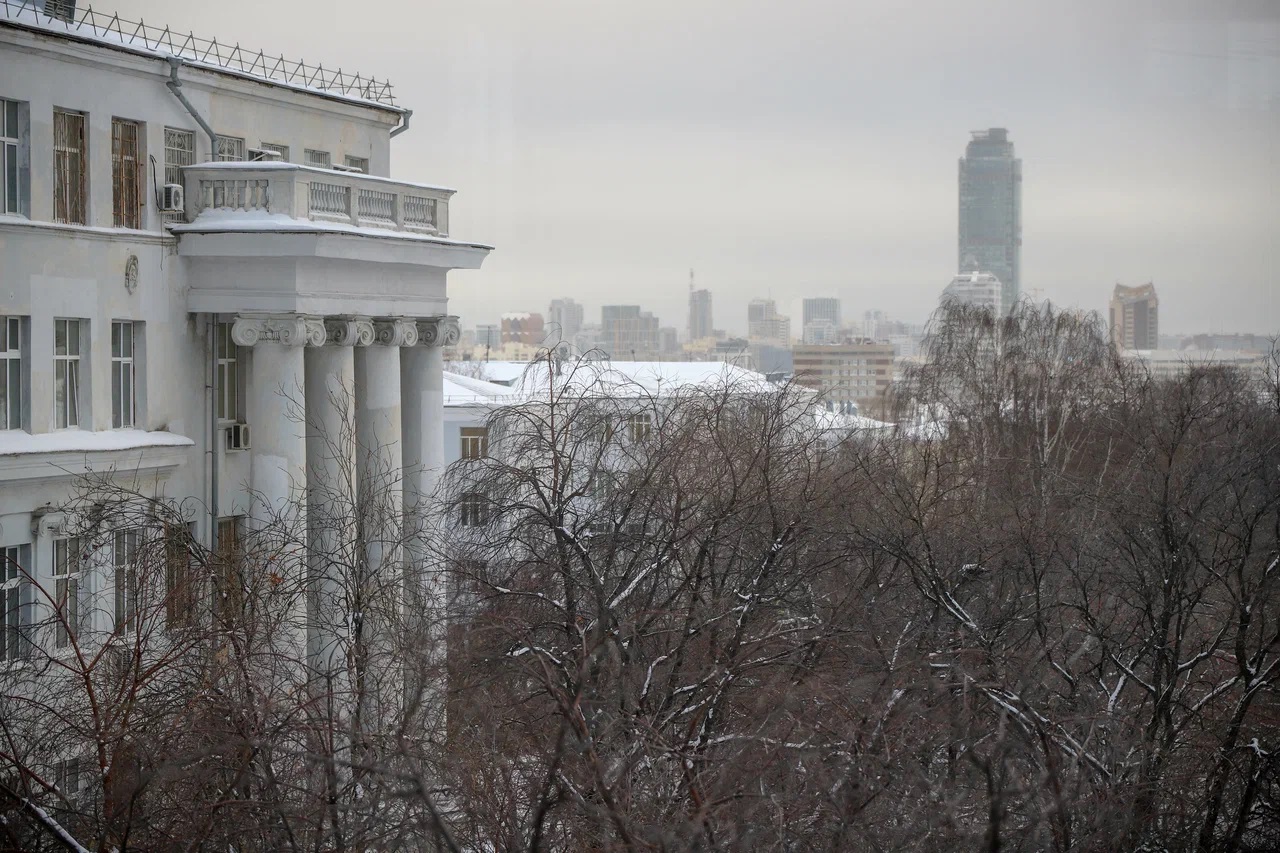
[124,254,139,294]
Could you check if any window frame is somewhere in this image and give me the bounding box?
[304,149,331,169]
[1,316,24,430]
[164,522,198,630]
[1,543,31,663]
[52,536,82,649]
[258,142,289,161]
[52,108,87,225]
[110,117,143,229]
[1,97,29,217]
[113,528,141,637]
[459,492,488,528]
[111,320,136,429]
[343,155,369,173]
[215,321,239,422]
[627,411,652,443]
[460,426,489,460]
[53,318,82,429]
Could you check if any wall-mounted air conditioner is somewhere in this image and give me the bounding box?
[160,183,184,212]
[248,147,283,162]
[226,423,251,451]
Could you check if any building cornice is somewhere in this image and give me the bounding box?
[0,215,176,246]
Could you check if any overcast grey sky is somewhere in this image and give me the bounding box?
[118,0,1279,336]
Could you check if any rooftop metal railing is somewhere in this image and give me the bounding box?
[0,0,398,107]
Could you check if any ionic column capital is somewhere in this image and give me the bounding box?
[324,316,376,347]
[415,315,461,349]
[374,318,420,347]
[231,314,326,348]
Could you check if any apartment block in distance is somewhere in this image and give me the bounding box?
[792,342,894,414]
[1110,282,1159,350]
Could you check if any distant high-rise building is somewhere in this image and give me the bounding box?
[602,304,661,358]
[941,271,1003,314]
[500,312,546,346]
[1110,282,1159,350]
[688,288,714,341]
[802,297,841,329]
[747,298,791,344]
[793,342,896,414]
[547,298,585,343]
[475,324,501,351]
[959,128,1021,313]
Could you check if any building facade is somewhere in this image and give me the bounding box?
[688,288,713,342]
[601,304,660,358]
[1110,282,1159,350]
[959,128,1021,314]
[792,342,895,414]
[941,271,1003,314]
[500,312,546,346]
[547,297,584,343]
[802,297,840,330]
[0,4,489,676]
[747,298,791,345]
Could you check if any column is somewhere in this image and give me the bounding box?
[304,317,370,676]
[400,315,458,732]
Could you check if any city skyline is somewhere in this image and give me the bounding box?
[109,0,1280,336]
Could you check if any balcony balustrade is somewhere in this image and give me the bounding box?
[181,162,452,237]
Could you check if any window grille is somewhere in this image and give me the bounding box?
[460,427,489,460]
[164,522,198,629]
[111,118,142,228]
[1,544,30,662]
[111,321,135,428]
[215,322,239,421]
[113,529,140,636]
[163,128,194,222]
[52,536,82,649]
[1,317,22,430]
[304,149,331,169]
[54,319,81,429]
[53,109,86,225]
[42,0,76,23]
[344,155,368,173]
[1,99,26,216]
[460,493,488,528]
[259,142,289,160]
[215,135,245,162]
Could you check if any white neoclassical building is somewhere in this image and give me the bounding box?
[0,2,489,663]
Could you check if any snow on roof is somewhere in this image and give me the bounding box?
[461,360,776,399]
[0,1,401,111]
[442,372,517,407]
[0,428,193,457]
[811,408,894,433]
[170,209,493,250]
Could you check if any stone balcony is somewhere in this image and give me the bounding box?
[171,162,490,318]
[181,161,452,236]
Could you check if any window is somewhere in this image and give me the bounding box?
[2,544,30,662]
[215,135,245,162]
[111,320,135,428]
[213,517,243,626]
[43,0,76,23]
[54,319,82,429]
[113,529,140,636]
[2,98,28,216]
[164,522,198,629]
[628,412,652,442]
[460,493,488,528]
[1,316,22,430]
[52,536,82,649]
[110,118,142,228]
[163,127,195,222]
[460,426,488,460]
[54,756,82,798]
[53,109,86,225]
[215,322,239,421]
[304,149,331,169]
[258,142,289,160]
[343,155,368,173]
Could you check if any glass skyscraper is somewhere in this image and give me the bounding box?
[958,128,1021,314]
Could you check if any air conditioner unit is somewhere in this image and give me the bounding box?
[160,183,184,212]
[225,422,251,451]
[331,163,364,173]
[248,147,283,162]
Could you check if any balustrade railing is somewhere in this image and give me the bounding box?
[183,163,452,236]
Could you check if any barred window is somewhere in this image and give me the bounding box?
[258,142,289,160]
[53,109,86,225]
[304,149,331,169]
[343,155,368,173]
[215,135,245,162]
[164,127,194,223]
[111,118,142,228]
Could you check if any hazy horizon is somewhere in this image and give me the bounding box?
[114,0,1280,337]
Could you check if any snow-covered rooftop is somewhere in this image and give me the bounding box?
[442,372,517,407]
[455,360,777,400]
[0,1,401,110]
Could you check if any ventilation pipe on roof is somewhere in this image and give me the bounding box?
[390,108,413,139]
[164,56,218,156]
